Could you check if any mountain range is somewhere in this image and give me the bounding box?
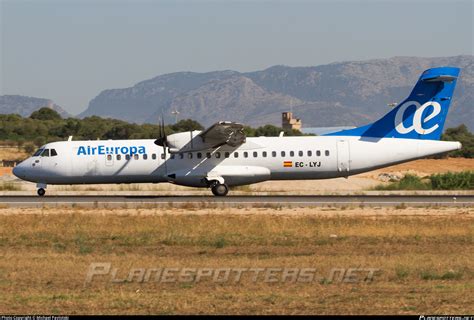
[80,55,474,130]
[2,55,473,131]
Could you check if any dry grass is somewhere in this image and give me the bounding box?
[0,181,22,191]
[0,207,473,314]
[0,147,29,160]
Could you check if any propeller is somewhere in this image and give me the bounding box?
[154,116,167,147]
[154,113,168,174]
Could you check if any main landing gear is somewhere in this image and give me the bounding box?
[210,181,229,197]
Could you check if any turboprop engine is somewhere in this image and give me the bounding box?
[165,131,203,153]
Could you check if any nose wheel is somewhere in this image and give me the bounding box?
[37,188,46,197]
[211,182,229,197]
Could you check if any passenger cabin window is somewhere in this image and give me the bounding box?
[171,154,175,159]
[316,150,321,157]
[225,152,230,158]
[160,154,164,160]
[253,151,258,157]
[298,151,303,157]
[262,151,267,157]
[307,151,312,157]
[179,153,184,159]
[325,150,330,156]
[152,154,157,160]
[125,155,131,160]
[134,154,139,160]
[116,154,121,160]
[281,151,285,157]
[41,149,50,157]
[187,153,192,159]
[215,152,221,158]
[197,152,202,159]
[234,152,239,158]
[206,152,211,159]
[272,151,276,157]
[244,152,248,158]
[143,154,148,160]
[290,151,294,157]
[50,149,58,157]
[107,154,112,161]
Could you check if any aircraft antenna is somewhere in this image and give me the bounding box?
[171,109,180,123]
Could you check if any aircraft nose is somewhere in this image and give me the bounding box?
[13,164,24,179]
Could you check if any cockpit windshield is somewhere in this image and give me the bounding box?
[33,149,44,157]
[32,148,58,157]
[40,149,50,157]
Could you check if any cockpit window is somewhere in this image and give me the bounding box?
[40,149,50,157]
[50,149,58,157]
[33,149,44,157]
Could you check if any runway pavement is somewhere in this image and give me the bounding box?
[0,195,473,208]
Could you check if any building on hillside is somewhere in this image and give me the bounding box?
[282,112,302,131]
[282,111,355,135]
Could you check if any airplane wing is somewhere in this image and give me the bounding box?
[198,121,246,148]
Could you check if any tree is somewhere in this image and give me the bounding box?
[170,119,204,132]
[255,125,283,137]
[33,136,46,147]
[243,126,256,137]
[285,128,305,136]
[30,107,62,121]
[23,143,36,154]
[441,124,474,158]
[104,123,139,139]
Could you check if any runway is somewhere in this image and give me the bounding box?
[0,195,473,208]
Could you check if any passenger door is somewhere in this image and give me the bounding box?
[336,140,350,172]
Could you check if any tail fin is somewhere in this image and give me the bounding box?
[326,67,460,140]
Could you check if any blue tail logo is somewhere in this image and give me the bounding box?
[327,67,460,140]
[394,100,441,135]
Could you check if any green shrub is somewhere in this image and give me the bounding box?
[430,171,473,190]
[375,171,474,190]
[374,174,430,190]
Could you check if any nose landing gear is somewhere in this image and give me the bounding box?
[36,183,47,197]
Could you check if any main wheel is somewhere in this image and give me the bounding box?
[211,183,229,197]
[37,188,46,197]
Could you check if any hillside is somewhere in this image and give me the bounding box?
[0,95,70,118]
[80,55,474,129]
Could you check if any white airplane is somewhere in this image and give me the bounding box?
[13,67,462,197]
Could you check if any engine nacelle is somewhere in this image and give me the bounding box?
[166,131,203,153]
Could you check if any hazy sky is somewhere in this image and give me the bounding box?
[1,0,472,115]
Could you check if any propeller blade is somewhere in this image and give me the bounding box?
[154,112,168,175]
[154,114,168,147]
[159,112,168,176]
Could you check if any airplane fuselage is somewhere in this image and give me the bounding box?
[13,135,461,188]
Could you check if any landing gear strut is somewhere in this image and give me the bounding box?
[211,182,229,197]
[37,188,46,197]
